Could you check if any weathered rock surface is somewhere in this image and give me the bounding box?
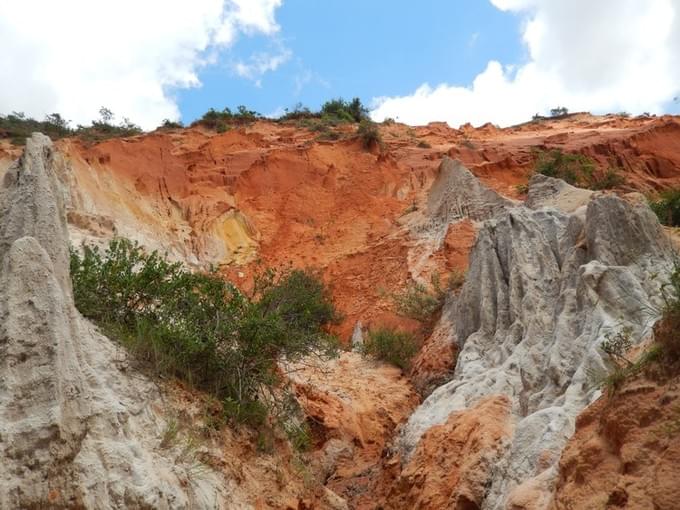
[525,173,593,213]
[0,134,245,509]
[551,373,680,510]
[289,352,419,509]
[398,174,673,509]
[419,157,514,244]
[384,396,513,510]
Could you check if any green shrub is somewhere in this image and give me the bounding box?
[591,167,626,190]
[280,98,369,131]
[315,128,342,142]
[74,107,143,142]
[362,328,418,371]
[598,327,663,394]
[159,119,183,130]
[393,281,440,321]
[357,119,381,150]
[321,97,368,123]
[0,108,142,144]
[535,149,594,184]
[417,140,431,149]
[279,103,318,122]
[656,262,680,364]
[550,106,569,117]
[393,273,453,322]
[534,149,624,190]
[601,327,634,367]
[601,263,680,394]
[0,111,74,144]
[649,188,680,226]
[284,421,312,452]
[446,270,466,292]
[70,239,338,426]
[192,105,261,132]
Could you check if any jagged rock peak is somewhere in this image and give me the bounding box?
[427,157,515,225]
[0,133,71,292]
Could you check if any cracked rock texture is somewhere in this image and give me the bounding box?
[397,173,673,509]
[551,373,680,510]
[0,134,245,509]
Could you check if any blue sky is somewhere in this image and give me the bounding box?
[177,1,525,123]
[2,0,678,129]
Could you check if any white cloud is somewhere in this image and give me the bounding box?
[0,0,283,129]
[371,0,680,127]
[233,46,292,86]
[292,67,330,96]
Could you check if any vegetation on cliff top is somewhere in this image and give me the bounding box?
[279,97,369,124]
[1,97,374,146]
[0,107,142,145]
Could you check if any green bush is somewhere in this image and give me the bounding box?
[656,262,680,364]
[277,98,370,136]
[601,263,680,394]
[70,239,338,426]
[591,167,626,190]
[279,103,318,122]
[0,109,141,145]
[649,188,680,226]
[284,421,312,452]
[550,106,569,117]
[357,119,382,150]
[362,328,418,371]
[601,327,634,367]
[159,119,183,130]
[534,149,624,190]
[393,281,440,321]
[321,97,368,123]
[1,111,74,144]
[192,105,261,132]
[393,273,455,322]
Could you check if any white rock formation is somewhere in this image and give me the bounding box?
[351,320,364,351]
[0,134,247,509]
[398,172,673,509]
[406,157,516,283]
[423,157,515,241]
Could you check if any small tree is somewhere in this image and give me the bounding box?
[99,106,114,124]
[550,106,569,117]
[601,327,634,367]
